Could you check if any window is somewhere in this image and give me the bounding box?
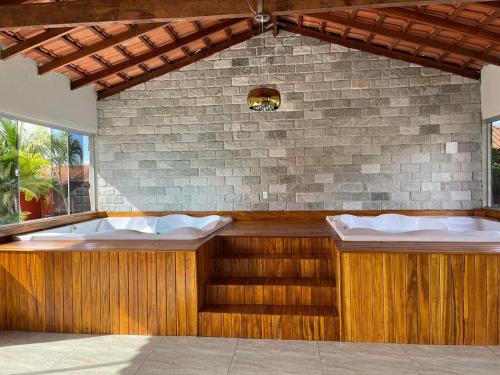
[0,118,19,225]
[491,120,500,207]
[68,132,92,214]
[0,116,93,225]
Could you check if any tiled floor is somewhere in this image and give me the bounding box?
[0,331,499,375]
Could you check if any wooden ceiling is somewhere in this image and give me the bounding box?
[0,0,499,100]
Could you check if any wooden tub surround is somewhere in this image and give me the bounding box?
[0,220,340,341]
[0,242,209,336]
[334,239,500,346]
[1,210,500,345]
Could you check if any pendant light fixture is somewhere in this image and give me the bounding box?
[246,0,281,112]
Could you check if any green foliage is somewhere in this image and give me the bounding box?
[0,118,62,223]
[18,152,52,201]
[492,148,500,205]
[0,118,20,223]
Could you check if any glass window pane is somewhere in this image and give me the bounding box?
[0,118,20,225]
[50,128,69,217]
[1,117,92,226]
[492,121,500,207]
[69,133,91,213]
[18,122,52,220]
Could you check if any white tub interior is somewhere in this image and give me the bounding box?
[16,214,232,241]
[327,214,500,242]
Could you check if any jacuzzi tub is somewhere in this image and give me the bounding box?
[15,214,232,241]
[327,214,500,242]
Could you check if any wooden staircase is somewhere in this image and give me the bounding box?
[198,237,339,340]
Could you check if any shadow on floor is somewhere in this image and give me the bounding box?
[0,330,97,348]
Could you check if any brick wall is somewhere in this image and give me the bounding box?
[97,31,482,211]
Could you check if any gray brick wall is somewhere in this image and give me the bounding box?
[97,31,482,211]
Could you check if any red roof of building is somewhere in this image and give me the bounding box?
[493,127,500,150]
[45,164,90,185]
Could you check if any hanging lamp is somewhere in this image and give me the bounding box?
[246,0,281,112]
[247,87,281,112]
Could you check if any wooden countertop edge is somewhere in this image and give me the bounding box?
[0,235,214,252]
[333,239,500,254]
[0,245,204,253]
[330,224,500,254]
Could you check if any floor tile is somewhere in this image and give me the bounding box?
[319,341,407,358]
[48,348,148,374]
[403,344,498,359]
[137,336,237,375]
[228,339,321,375]
[0,332,84,375]
[412,362,500,375]
[25,361,140,375]
[75,334,162,353]
[487,345,500,357]
[1,332,499,375]
[0,331,88,349]
[403,344,499,364]
[319,342,418,375]
[0,348,67,374]
[402,344,500,375]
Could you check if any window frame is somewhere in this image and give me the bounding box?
[0,111,96,225]
[487,115,500,208]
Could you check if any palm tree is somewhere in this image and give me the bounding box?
[0,119,20,224]
[0,118,18,150]
[18,152,53,201]
[0,119,54,224]
[47,131,86,215]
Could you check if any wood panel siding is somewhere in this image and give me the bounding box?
[0,249,200,335]
[336,246,500,345]
[2,215,500,343]
[196,238,217,310]
[198,304,339,340]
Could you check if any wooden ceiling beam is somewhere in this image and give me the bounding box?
[97,23,268,100]
[0,29,66,69]
[309,13,500,66]
[272,16,279,36]
[38,23,165,74]
[0,0,31,4]
[448,2,467,20]
[480,1,500,12]
[0,0,495,30]
[279,23,480,79]
[71,18,244,90]
[381,7,500,45]
[0,27,73,59]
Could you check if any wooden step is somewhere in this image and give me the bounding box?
[200,304,338,316]
[213,253,332,259]
[209,277,335,286]
[217,237,333,259]
[198,304,339,340]
[206,277,336,306]
[213,256,335,278]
